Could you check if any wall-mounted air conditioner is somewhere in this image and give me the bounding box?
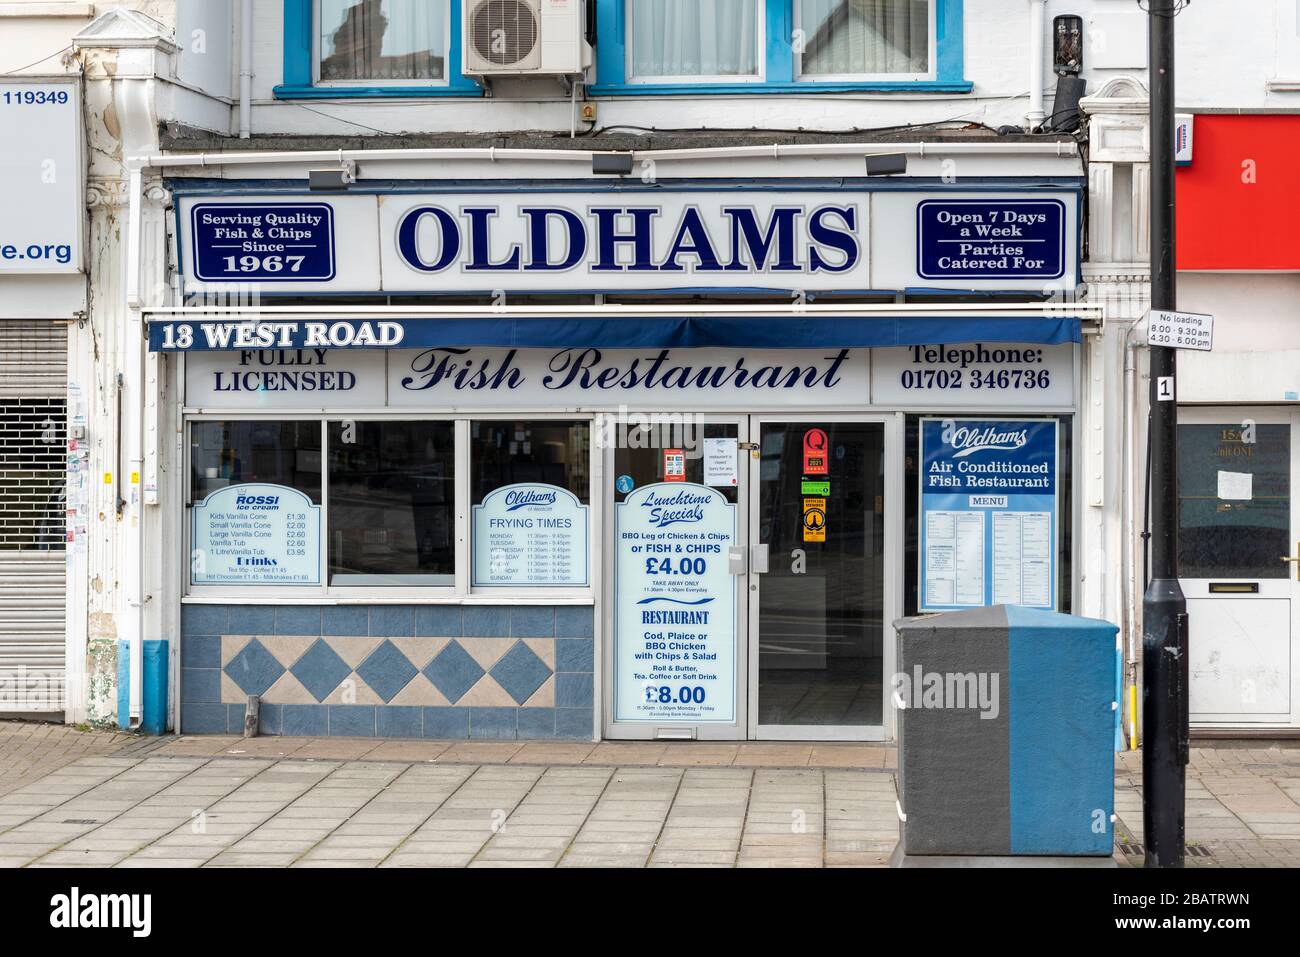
[463,0,591,78]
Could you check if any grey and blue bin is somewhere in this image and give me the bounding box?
[893,605,1118,860]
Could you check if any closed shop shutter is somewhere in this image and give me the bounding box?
[0,321,68,713]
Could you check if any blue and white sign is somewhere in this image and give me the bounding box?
[917,200,1066,281]
[177,188,1080,295]
[191,483,321,585]
[919,419,1059,612]
[190,203,335,281]
[615,483,736,723]
[472,483,589,587]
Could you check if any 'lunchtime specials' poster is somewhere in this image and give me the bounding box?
[919,419,1059,612]
[614,483,736,723]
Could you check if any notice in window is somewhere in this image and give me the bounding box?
[191,483,321,585]
[472,483,589,587]
[919,418,1059,611]
[614,483,736,724]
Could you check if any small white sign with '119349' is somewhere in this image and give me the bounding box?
[1147,310,1214,352]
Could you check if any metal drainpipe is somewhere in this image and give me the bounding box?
[239,0,253,138]
[1028,0,1048,129]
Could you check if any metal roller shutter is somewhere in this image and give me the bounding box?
[0,321,68,713]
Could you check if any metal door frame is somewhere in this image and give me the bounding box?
[601,414,752,741]
[746,413,901,742]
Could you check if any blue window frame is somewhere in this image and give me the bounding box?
[593,0,969,95]
[276,0,482,99]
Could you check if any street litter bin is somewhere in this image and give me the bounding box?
[893,605,1118,860]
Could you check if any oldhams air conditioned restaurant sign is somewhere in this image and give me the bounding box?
[175,188,1079,294]
[178,343,1076,411]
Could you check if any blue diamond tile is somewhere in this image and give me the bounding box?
[357,640,419,703]
[223,639,285,697]
[423,641,485,704]
[490,641,553,705]
[290,639,352,702]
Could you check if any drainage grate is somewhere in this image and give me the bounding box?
[1116,842,1212,858]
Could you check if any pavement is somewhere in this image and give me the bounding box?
[1,721,1298,867]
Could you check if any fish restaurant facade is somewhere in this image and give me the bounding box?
[147,153,1096,742]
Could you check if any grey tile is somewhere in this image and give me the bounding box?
[182,605,228,637]
[510,606,554,638]
[417,606,462,638]
[275,606,322,636]
[463,606,510,638]
[490,641,553,705]
[469,708,517,740]
[229,606,276,634]
[423,707,470,738]
[322,606,369,637]
[370,606,417,637]
[555,606,594,639]
[555,638,593,673]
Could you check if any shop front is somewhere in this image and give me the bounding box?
[153,173,1088,741]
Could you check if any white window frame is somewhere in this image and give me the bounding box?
[182,411,598,603]
[311,0,453,88]
[624,0,767,85]
[793,0,936,84]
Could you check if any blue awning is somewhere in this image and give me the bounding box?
[147,315,1082,351]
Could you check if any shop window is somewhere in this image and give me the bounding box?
[902,414,1074,616]
[470,420,591,588]
[594,0,969,94]
[277,0,481,98]
[190,421,322,504]
[328,420,456,585]
[188,421,324,588]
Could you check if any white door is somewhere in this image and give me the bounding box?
[1179,408,1299,728]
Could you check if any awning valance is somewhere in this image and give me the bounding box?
[147,312,1087,352]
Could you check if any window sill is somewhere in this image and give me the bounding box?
[588,80,974,96]
[182,594,595,606]
[273,84,484,100]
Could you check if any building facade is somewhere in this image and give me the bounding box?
[0,0,1289,741]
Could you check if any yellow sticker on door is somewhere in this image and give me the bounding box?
[802,497,827,543]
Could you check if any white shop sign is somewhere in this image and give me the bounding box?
[472,483,589,587]
[185,348,387,408]
[186,345,1077,411]
[177,189,1079,294]
[191,483,321,585]
[0,79,83,274]
[871,343,1075,407]
[614,483,737,723]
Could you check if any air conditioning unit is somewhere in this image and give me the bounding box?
[463,0,591,78]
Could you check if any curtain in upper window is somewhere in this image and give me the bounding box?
[798,0,930,77]
[318,0,447,81]
[628,0,761,79]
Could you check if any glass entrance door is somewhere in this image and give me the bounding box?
[748,418,888,740]
[604,417,749,740]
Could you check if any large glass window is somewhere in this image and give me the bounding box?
[187,417,596,593]
[470,420,590,505]
[627,0,762,80]
[190,421,322,504]
[328,421,455,584]
[317,0,447,83]
[470,421,591,588]
[796,0,931,78]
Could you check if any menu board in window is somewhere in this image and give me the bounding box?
[472,483,589,587]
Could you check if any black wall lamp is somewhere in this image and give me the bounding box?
[865,153,908,176]
[592,153,634,175]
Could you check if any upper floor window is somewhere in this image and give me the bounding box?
[796,0,931,80]
[278,0,480,98]
[316,0,449,84]
[596,0,968,94]
[628,0,763,82]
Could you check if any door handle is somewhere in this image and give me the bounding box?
[1283,546,1300,581]
[750,543,770,574]
[727,546,747,575]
